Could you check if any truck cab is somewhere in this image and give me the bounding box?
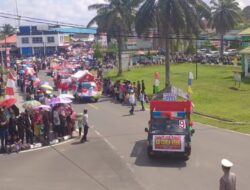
[145,100,194,160]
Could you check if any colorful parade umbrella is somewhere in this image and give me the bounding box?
[23,100,41,110]
[0,98,17,108]
[34,105,51,111]
[59,94,75,99]
[49,97,72,105]
[40,84,53,91]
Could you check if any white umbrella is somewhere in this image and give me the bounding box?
[59,94,75,99]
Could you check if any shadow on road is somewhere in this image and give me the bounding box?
[131,140,187,168]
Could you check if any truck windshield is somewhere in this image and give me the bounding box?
[150,118,187,133]
[78,82,96,90]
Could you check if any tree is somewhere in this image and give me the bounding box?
[136,0,210,90]
[87,0,143,76]
[0,24,16,39]
[209,0,242,59]
[93,43,103,60]
[242,6,250,24]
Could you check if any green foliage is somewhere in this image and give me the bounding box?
[106,42,118,54]
[0,24,16,38]
[107,64,250,133]
[135,0,211,88]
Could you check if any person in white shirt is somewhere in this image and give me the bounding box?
[129,91,136,115]
[80,109,89,143]
[139,90,145,111]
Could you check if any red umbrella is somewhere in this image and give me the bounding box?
[0,98,17,108]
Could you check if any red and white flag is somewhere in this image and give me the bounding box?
[5,71,16,100]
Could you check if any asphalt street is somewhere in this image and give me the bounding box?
[0,70,250,190]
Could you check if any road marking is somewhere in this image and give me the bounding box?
[94,130,102,137]
[104,138,116,150]
[88,104,99,110]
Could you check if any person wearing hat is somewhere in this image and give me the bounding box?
[220,159,236,190]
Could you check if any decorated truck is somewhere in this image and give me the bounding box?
[71,70,101,102]
[145,100,194,160]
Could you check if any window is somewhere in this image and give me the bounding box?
[34,47,44,56]
[21,37,29,44]
[32,37,43,44]
[47,36,55,43]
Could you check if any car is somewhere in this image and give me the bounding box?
[224,49,238,56]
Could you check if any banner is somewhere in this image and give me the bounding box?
[153,135,185,152]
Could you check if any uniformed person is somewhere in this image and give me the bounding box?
[220,159,236,190]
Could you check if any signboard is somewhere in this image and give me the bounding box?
[163,93,176,101]
[153,135,185,152]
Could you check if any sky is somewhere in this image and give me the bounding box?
[0,0,249,28]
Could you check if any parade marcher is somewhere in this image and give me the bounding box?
[80,109,89,143]
[220,159,236,190]
[129,90,136,115]
[139,90,145,111]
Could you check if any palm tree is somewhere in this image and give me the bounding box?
[136,0,210,91]
[87,0,143,76]
[209,0,242,59]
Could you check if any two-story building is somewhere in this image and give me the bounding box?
[16,25,70,57]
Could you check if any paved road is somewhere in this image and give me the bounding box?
[0,70,250,190]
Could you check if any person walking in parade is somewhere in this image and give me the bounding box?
[80,109,89,143]
[137,81,141,99]
[220,159,236,190]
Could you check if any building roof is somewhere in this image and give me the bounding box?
[238,28,250,36]
[49,27,97,35]
[240,46,250,54]
[0,34,16,45]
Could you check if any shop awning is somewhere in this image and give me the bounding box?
[240,46,250,54]
[239,28,250,36]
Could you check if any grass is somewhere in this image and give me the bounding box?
[107,64,250,134]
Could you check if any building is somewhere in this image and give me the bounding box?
[16,26,97,57]
[0,34,17,66]
[16,25,71,57]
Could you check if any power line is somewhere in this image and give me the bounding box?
[0,12,86,28]
[0,12,249,43]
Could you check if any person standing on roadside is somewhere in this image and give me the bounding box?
[129,90,136,115]
[139,90,145,111]
[137,81,141,99]
[141,80,145,93]
[80,109,89,143]
[220,159,236,190]
[0,108,8,152]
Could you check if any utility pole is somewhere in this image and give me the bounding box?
[15,0,21,28]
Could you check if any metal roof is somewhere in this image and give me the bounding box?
[49,27,97,35]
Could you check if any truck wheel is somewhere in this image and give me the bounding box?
[147,147,154,159]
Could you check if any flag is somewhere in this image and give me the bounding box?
[5,72,16,100]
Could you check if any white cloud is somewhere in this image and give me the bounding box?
[0,0,106,27]
[0,0,249,28]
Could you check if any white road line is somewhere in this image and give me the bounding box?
[126,163,135,173]
[94,130,102,137]
[104,138,116,150]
